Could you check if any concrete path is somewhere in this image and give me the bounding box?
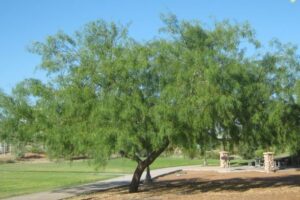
[3,165,262,200]
[4,166,187,200]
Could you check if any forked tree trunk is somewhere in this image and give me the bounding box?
[129,139,169,193]
[129,161,147,193]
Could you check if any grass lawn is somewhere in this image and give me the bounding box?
[0,157,246,199]
[0,160,118,199]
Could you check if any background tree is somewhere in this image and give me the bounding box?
[0,80,46,157]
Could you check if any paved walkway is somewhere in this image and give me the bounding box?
[4,166,187,200]
[4,165,263,200]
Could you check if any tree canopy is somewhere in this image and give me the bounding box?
[0,14,299,192]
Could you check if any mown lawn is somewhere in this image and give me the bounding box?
[0,157,246,199]
[0,160,118,199]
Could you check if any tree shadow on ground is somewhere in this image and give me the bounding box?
[135,174,300,195]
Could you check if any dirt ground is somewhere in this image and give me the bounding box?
[0,152,50,163]
[72,169,300,200]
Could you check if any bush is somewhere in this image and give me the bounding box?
[238,143,256,159]
[30,144,45,154]
[205,150,220,159]
[12,143,26,159]
[254,149,264,158]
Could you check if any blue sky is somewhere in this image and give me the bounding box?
[0,0,299,94]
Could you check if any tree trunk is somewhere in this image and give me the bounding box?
[203,157,207,166]
[145,166,152,183]
[145,151,152,183]
[128,138,169,193]
[129,162,146,193]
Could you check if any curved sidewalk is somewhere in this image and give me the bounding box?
[4,165,262,200]
[4,166,188,200]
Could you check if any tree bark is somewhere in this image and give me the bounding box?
[145,151,152,183]
[128,138,169,193]
[145,166,152,183]
[128,161,145,193]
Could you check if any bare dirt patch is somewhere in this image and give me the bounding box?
[0,152,51,163]
[72,169,300,200]
[0,153,15,163]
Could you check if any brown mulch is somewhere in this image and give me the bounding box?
[72,169,300,200]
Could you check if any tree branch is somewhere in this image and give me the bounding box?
[119,150,142,163]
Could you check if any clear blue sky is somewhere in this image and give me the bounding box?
[1,0,299,94]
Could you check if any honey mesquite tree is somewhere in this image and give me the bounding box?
[1,15,299,192]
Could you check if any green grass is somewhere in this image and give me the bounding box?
[152,157,219,168]
[0,170,116,199]
[0,160,119,199]
[0,157,247,199]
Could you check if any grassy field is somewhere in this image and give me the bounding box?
[0,157,246,199]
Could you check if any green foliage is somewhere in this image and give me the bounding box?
[204,150,220,160]
[254,149,264,158]
[0,15,299,177]
[237,142,256,159]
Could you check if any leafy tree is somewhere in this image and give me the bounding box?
[1,15,299,192]
[159,14,299,157]
[0,80,46,157]
[26,20,175,192]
